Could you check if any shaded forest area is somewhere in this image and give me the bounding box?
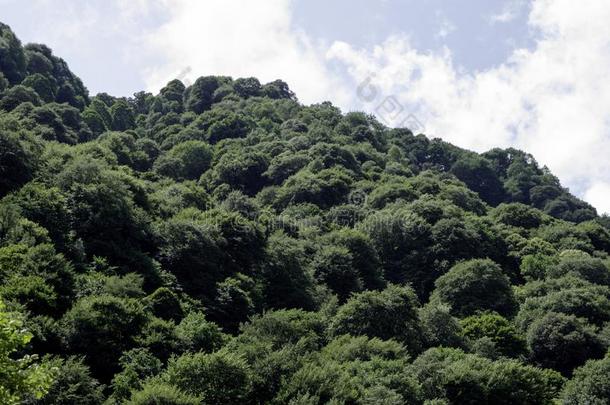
[1,22,609,404]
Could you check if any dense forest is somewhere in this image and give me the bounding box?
[1,21,610,404]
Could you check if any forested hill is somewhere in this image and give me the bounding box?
[1,21,610,404]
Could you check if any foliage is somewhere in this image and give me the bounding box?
[0,301,55,404]
[0,22,606,403]
[430,259,518,318]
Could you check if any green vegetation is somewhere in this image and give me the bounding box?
[0,22,609,403]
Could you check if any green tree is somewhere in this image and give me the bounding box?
[164,350,251,403]
[451,155,505,205]
[561,355,610,404]
[0,301,55,404]
[460,312,527,358]
[0,127,39,197]
[185,76,224,113]
[526,312,605,375]
[154,140,212,181]
[126,381,200,405]
[109,100,135,131]
[175,312,225,353]
[310,245,362,301]
[59,295,148,380]
[39,357,104,405]
[329,284,425,355]
[430,259,518,318]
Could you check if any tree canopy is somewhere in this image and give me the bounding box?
[0,22,607,403]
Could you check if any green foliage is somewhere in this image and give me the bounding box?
[60,295,148,379]
[126,381,200,405]
[412,347,564,404]
[329,284,424,355]
[277,335,421,404]
[420,303,466,349]
[40,357,104,405]
[109,100,135,131]
[175,311,225,353]
[460,312,526,358]
[0,23,606,403]
[0,125,40,197]
[561,355,610,404]
[431,259,517,318]
[526,312,605,375]
[154,140,212,180]
[0,301,55,404]
[164,350,251,403]
[109,348,162,403]
[451,154,505,205]
[548,253,610,285]
[144,287,184,322]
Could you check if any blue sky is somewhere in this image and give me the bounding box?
[2,0,610,214]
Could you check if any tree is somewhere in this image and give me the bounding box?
[460,312,527,358]
[329,284,425,355]
[154,140,212,181]
[212,149,268,195]
[185,76,224,113]
[310,245,362,301]
[492,203,543,229]
[260,232,317,311]
[451,155,505,205]
[0,85,41,111]
[109,100,135,131]
[40,357,104,405]
[420,303,466,349]
[359,209,433,293]
[126,381,200,405]
[164,350,251,403]
[144,287,184,322]
[155,215,224,299]
[547,254,610,285]
[430,259,518,318]
[0,128,39,198]
[0,301,55,404]
[233,77,261,98]
[210,275,256,333]
[526,312,605,375]
[322,228,385,290]
[561,355,610,404]
[175,312,225,353]
[109,348,163,403]
[411,347,564,404]
[276,335,421,404]
[0,23,26,84]
[59,295,148,380]
[21,73,55,102]
[261,79,295,100]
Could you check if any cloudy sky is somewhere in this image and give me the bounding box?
[2,0,610,213]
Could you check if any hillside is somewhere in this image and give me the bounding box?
[1,22,610,404]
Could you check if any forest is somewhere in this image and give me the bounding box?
[1,21,610,404]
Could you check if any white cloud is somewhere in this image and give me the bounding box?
[327,0,610,214]
[585,182,610,215]
[140,0,350,106]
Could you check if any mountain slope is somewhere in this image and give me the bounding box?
[0,22,609,404]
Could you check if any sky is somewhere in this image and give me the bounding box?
[2,0,610,214]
